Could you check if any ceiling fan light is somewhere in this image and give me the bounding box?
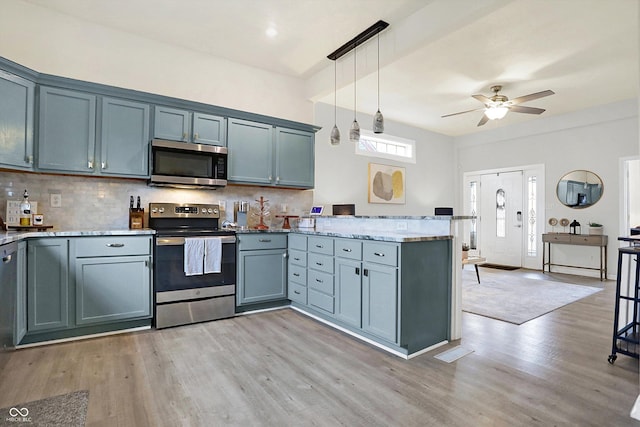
[349,119,360,142]
[330,124,341,145]
[373,110,384,133]
[485,106,509,120]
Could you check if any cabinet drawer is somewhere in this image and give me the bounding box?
[288,282,307,305]
[308,289,334,314]
[74,236,151,257]
[570,235,605,246]
[288,234,307,251]
[238,233,287,250]
[289,249,307,267]
[308,236,334,255]
[335,238,362,260]
[288,264,307,285]
[308,252,334,274]
[363,242,398,267]
[308,269,334,295]
[543,234,571,243]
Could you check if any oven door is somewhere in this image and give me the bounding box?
[154,235,236,292]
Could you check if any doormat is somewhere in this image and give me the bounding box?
[0,390,89,427]
[480,263,520,271]
[434,345,474,363]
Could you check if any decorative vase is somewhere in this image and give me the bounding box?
[589,226,603,235]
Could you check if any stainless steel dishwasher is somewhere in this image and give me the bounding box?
[0,241,18,352]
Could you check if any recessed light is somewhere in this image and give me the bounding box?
[266,26,278,38]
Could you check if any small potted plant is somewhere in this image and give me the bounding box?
[588,222,603,235]
[462,243,470,260]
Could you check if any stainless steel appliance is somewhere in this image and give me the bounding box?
[149,139,228,189]
[149,202,236,328]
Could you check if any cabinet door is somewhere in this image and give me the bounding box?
[154,106,190,141]
[38,87,97,173]
[227,118,273,185]
[75,255,151,325]
[275,127,314,188]
[237,248,286,305]
[193,112,226,146]
[15,241,27,345]
[100,97,150,177]
[335,258,362,328]
[27,239,69,332]
[0,70,34,170]
[362,263,397,343]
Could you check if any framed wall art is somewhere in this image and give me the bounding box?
[368,163,405,204]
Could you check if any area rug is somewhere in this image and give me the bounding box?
[462,274,602,325]
[0,390,89,427]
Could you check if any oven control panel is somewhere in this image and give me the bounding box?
[149,203,220,218]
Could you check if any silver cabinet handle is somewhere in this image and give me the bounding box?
[25,155,33,164]
[276,176,280,182]
[88,160,94,169]
[315,262,323,266]
[294,290,301,295]
[259,239,272,242]
[342,248,352,252]
[315,278,323,283]
[315,244,323,248]
[283,253,288,258]
[293,273,300,277]
[374,252,385,257]
[106,243,125,248]
[2,255,12,264]
[194,133,199,139]
[268,175,272,181]
[293,257,301,261]
[102,161,108,169]
[182,132,188,140]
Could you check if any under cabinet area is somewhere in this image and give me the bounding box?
[22,234,153,345]
[153,106,226,146]
[236,233,288,310]
[288,232,452,357]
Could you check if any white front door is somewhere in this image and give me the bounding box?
[480,171,523,267]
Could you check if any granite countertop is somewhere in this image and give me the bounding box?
[0,229,155,246]
[235,227,452,243]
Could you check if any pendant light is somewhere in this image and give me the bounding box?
[349,43,360,142]
[373,32,384,134]
[330,59,340,145]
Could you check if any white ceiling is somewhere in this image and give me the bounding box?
[23,0,639,136]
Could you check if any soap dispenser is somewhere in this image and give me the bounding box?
[19,189,31,226]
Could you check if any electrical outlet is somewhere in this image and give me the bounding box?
[50,193,62,208]
[396,221,408,231]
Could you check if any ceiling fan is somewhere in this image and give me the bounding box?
[442,85,555,127]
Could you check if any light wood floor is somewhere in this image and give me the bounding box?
[0,269,638,426]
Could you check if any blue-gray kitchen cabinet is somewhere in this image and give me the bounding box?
[237,233,288,307]
[100,97,150,177]
[287,234,308,305]
[27,238,70,332]
[15,241,27,345]
[0,70,35,171]
[227,119,314,188]
[38,86,97,173]
[275,127,314,188]
[227,118,274,185]
[362,261,398,343]
[154,106,226,146]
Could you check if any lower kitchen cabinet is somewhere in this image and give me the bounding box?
[15,241,27,345]
[27,238,70,332]
[23,235,153,344]
[362,262,397,343]
[335,258,362,328]
[237,233,288,307]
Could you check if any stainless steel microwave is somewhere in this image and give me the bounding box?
[149,139,227,189]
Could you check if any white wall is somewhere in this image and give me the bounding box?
[313,102,455,215]
[455,99,639,278]
[0,1,312,124]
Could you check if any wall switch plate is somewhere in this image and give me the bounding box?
[396,221,408,231]
[50,193,62,208]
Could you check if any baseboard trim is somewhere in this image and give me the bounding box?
[15,325,151,349]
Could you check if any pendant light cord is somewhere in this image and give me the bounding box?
[377,33,380,110]
[353,43,357,120]
[334,59,337,123]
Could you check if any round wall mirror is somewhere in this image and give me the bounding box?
[556,170,603,209]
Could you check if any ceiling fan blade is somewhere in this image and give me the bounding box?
[472,94,492,104]
[441,107,484,118]
[509,105,546,114]
[509,90,555,105]
[477,114,489,127]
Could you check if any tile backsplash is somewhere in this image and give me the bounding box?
[0,171,313,230]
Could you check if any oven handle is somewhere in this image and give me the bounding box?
[156,236,237,246]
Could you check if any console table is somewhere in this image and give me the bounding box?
[542,233,608,280]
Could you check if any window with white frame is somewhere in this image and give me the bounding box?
[355,130,416,164]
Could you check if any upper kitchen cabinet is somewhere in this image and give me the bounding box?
[100,97,150,177]
[38,86,97,173]
[38,87,151,178]
[153,106,226,146]
[0,70,35,171]
[227,118,315,189]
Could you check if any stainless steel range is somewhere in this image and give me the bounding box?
[149,202,236,329]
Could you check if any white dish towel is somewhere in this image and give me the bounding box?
[184,237,204,276]
[204,237,222,274]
